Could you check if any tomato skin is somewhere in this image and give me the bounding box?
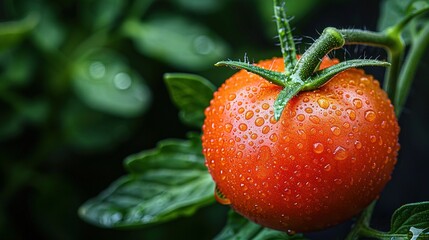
[202,57,400,232]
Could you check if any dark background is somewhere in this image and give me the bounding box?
[0,0,428,239]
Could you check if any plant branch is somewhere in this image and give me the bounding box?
[273,0,297,75]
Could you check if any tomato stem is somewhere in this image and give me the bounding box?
[395,23,429,116]
[293,27,345,82]
[273,0,297,76]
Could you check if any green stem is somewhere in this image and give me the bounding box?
[338,29,404,101]
[273,0,297,75]
[395,23,429,116]
[293,27,345,82]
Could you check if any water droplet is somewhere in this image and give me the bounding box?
[193,35,214,55]
[238,107,245,114]
[317,98,330,109]
[331,126,341,136]
[269,133,278,142]
[324,164,332,171]
[239,123,247,131]
[89,61,105,79]
[313,143,324,154]
[297,114,305,121]
[113,72,132,90]
[262,103,270,110]
[356,89,363,95]
[347,109,356,121]
[353,98,363,109]
[365,110,376,122]
[305,107,313,113]
[370,135,377,143]
[297,143,303,149]
[262,126,270,134]
[255,117,265,127]
[309,115,320,124]
[225,123,232,133]
[354,140,362,149]
[250,133,258,139]
[228,94,236,101]
[334,178,343,185]
[269,116,277,124]
[245,111,254,120]
[333,146,348,160]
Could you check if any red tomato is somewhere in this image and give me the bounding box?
[202,57,400,232]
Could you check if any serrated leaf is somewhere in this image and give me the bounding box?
[164,73,215,128]
[79,137,215,228]
[378,0,429,42]
[72,48,151,117]
[215,211,307,240]
[122,15,229,70]
[389,201,429,237]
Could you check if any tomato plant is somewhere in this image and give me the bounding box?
[1,0,420,239]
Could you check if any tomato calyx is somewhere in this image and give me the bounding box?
[216,26,390,120]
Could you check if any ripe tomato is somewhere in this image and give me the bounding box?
[202,57,400,232]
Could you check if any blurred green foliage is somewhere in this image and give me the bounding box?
[1,0,428,239]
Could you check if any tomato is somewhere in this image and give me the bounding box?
[202,57,400,232]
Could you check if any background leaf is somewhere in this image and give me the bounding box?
[378,0,429,42]
[72,48,151,117]
[164,73,215,128]
[389,201,429,237]
[215,211,307,240]
[0,13,38,52]
[79,136,215,228]
[122,15,229,70]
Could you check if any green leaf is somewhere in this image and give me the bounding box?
[273,83,302,121]
[215,211,307,240]
[79,136,215,228]
[303,59,390,90]
[122,15,229,70]
[164,73,215,128]
[61,100,133,150]
[72,48,151,117]
[82,0,126,30]
[389,201,429,237]
[171,0,224,13]
[125,133,205,173]
[31,4,65,51]
[378,0,429,42]
[0,13,39,52]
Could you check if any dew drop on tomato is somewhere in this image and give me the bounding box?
[330,126,341,136]
[245,110,254,119]
[333,146,348,160]
[353,98,363,109]
[364,110,377,122]
[317,98,330,109]
[255,117,265,127]
[313,143,324,154]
